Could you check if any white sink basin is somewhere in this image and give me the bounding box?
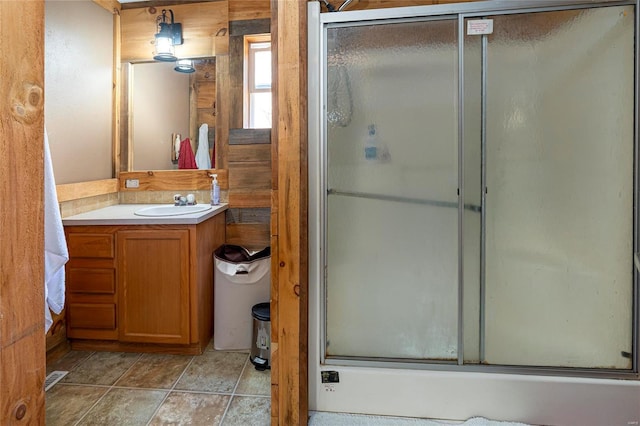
[134,205,213,217]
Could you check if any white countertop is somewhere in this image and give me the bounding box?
[62,203,228,226]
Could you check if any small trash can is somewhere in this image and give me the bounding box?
[214,245,270,350]
[250,302,271,370]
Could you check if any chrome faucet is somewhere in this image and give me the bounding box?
[174,193,197,206]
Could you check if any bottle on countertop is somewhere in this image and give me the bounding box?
[211,174,220,205]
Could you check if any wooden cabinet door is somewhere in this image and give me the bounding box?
[117,229,190,344]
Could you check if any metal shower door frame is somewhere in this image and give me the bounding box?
[309,0,639,380]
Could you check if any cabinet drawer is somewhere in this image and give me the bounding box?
[68,267,115,294]
[67,303,116,330]
[67,233,115,259]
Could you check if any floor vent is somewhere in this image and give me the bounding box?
[44,370,68,392]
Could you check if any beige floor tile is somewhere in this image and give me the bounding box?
[222,396,271,426]
[77,388,167,425]
[175,351,247,393]
[46,350,93,376]
[62,352,141,386]
[149,391,230,425]
[235,364,271,396]
[45,384,107,426]
[115,353,193,389]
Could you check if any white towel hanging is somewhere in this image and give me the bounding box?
[195,123,211,169]
[44,129,69,333]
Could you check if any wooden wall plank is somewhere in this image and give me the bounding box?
[270,189,279,346]
[120,0,212,10]
[120,62,132,173]
[228,144,271,163]
[229,128,271,145]
[228,189,271,208]
[112,6,122,178]
[230,18,270,36]
[57,179,119,203]
[215,25,230,56]
[229,35,245,129]
[93,0,121,13]
[197,109,217,130]
[119,169,227,191]
[193,59,216,160]
[269,0,279,421]
[216,54,230,169]
[226,207,270,224]
[229,162,271,189]
[0,1,46,423]
[272,0,308,423]
[195,59,216,82]
[196,81,216,109]
[229,0,270,21]
[226,223,270,249]
[120,1,228,62]
[270,1,279,196]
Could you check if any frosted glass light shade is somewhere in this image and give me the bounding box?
[154,35,176,62]
[174,59,195,73]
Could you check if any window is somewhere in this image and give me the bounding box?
[245,36,272,128]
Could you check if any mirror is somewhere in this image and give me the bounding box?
[123,58,216,171]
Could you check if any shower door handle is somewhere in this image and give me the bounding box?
[635,253,640,272]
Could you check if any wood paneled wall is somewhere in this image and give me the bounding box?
[229,0,270,21]
[120,1,229,62]
[192,59,217,156]
[118,169,228,191]
[1,1,46,423]
[226,129,271,249]
[223,17,272,251]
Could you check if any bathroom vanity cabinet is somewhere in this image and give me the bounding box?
[63,205,227,355]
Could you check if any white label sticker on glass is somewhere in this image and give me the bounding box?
[467,19,494,35]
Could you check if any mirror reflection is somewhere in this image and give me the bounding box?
[128,58,216,171]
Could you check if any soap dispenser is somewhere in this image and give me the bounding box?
[210,174,220,205]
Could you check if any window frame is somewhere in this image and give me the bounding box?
[244,34,272,128]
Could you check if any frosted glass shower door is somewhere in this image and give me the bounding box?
[324,19,459,360]
[481,6,635,369]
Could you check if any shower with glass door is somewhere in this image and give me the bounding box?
[311,0,638,375]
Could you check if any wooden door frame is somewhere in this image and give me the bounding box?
[0,1,46,423]
[270,0,309,424]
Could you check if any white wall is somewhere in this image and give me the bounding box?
[45,0,113,184]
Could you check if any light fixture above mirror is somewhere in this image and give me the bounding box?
[174,59,195,74]
[153,9,183,62]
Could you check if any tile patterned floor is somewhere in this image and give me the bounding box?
[45,343,270,426]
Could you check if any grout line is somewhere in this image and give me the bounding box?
[73,352,144,426]
[52,382,112,389]
[219,352,251,425]
[232,393,271,398]
[145,354,197,426]
[48,349,271,425]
